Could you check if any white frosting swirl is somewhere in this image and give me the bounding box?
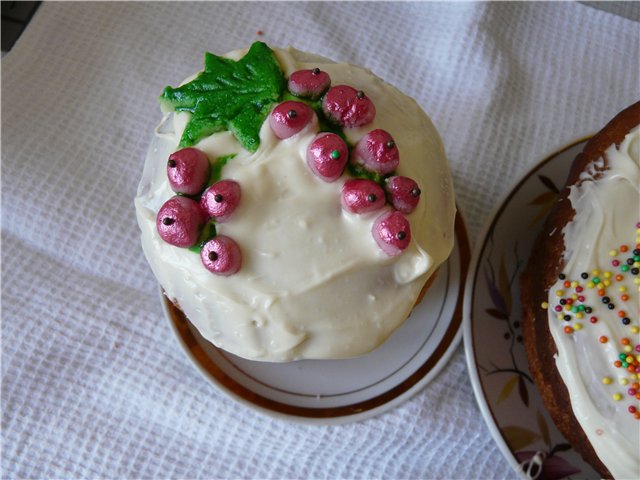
[135,47,456,361]
[546,126,640,479]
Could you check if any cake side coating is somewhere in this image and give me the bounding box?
[135,46,456,362]
[522,102,640,479]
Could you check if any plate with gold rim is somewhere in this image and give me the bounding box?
[163,212,470,424]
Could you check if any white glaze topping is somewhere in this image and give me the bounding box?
[547,126,640,479]
[135,47,456,361]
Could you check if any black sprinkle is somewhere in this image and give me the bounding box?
[386,140,395,149]
[559,273,566,280]
[287,109,297,119]
[214,194,224,203]
[167,159,176,168]
[627,258,635,265]
[602,296,610,304]
[411,187,421,197]
[633,248,640,256]
[564,315,571,321]
[356,90,365,99]
[559,299,567,305]
[397,231,406,240]
[208,251,218,261]
[622,317,631,325]
[312,67,320,75]
[162,217,174,226]
[631,268,639,275]
[607,303,615,310]
[367,193,377,203]
[585,307,592,314]
[581,272,588,279]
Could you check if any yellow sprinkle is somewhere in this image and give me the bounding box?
[620,378,629,386]
[592,269,600,276]
[609,250,618,257]
[632,374,638,380]
[619,286,627,292]
[574,322,583,330]
[634,261,640,267]
[541,302,549,309]
[604,280,611,287]
[587,281,595,288]
[631,326,640,334]
[565,305,572,311]
[623,345,633,353]
[571,294,578,300]
[571,281,578,288]
[604,271,612,279]
[556,290,564,297]
[613,393,622,401]
[576,312,584,319]
[602,377,612,385]
[557,314,564,321]
[626,355,634,363]
[636,354,640,362]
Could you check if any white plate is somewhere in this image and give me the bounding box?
[163,212,470,424]
[463,137,600,479]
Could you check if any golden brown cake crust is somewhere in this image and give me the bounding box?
[521,101,640,480]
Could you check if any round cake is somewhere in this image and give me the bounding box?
[135,43,456,362]
[521,102,640,479]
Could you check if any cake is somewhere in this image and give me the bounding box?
[135,42,456,362]
[521,102,640,479]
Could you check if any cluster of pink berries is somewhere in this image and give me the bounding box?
[156,148,242,276]
[270,67,422,256]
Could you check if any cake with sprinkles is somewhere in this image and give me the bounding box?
[135,42,456,362]
[521,101,640,479]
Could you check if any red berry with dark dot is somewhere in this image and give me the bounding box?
[269,101,315,139]
[341,179,386,214]
[156,196,206,247]
[166,148,211,195]
[306,132,349,182]
[372,210,411,256]
[385,176,421,214]
[201,180,241,222]
[288,68,331,100]
[322,85,376,128]
[200,235,242,276]
[352,129,399,174]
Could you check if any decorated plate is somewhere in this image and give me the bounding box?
[164,212,470,424]
[463,138,600,479]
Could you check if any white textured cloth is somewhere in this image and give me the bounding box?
[2,2,638,478]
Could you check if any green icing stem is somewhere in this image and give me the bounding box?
[188,221,217,254]
[209,153,237,186]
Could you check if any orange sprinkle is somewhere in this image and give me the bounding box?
[564,281,571,288]
[564,326,574,334]
[616,274,624,282]
[635,412,640,420]
[599,336,608,343]
[614,360,622,367]
[622,294,630,301]
[622,338,631,345]
[633,382,640,389]
[619,311,627,318]
[620,245,629,252]
[598,290,606,297]
[636,392,640,400]
[628,365,637,373]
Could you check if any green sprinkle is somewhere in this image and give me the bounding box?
[621,265,630,272]
[593,277,600,284]
[578,305,586,311]
[330,150,340,160]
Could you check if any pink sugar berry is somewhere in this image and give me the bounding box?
[269,101,315,139]
[200,235,242,276]
[306,132,349,182]
[341,179,386,214]
[156,196,206,247]
[385,176,421,213]
[372,210,411,256]
[352,129,399,175]
[200,180,241,222]
[288,68,331,100]
[322,85,376,128]
[167,148,211,195]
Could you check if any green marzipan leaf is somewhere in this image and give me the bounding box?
[160,42,285,152]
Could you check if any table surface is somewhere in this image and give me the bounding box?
[2,2,638,479]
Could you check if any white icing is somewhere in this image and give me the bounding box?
[547,126,640,479]
[135,47,456,361]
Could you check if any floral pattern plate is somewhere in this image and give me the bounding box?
[463,137,599,479]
